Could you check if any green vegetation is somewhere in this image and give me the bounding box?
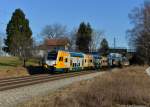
[99,38,109,56]
[4,8,33,67]
[0,57,21,69]
[0,56,40,78]
[0,57,39,69]
[76,22,93,52]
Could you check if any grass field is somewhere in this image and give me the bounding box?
[0,56,40,78]
[18,66,150,107]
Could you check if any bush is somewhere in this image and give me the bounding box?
[54,66,150,107]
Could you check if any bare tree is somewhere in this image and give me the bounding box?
[89,29,104,52]
[41,23,67,39]
[128,1,150,64]
[68,29,77,51]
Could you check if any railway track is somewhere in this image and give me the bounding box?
[0,71,99,91]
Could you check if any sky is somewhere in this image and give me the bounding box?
[0,0,144,48]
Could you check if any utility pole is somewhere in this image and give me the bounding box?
[114,37,116,49]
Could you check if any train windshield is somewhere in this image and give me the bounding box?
[47,52,58,60]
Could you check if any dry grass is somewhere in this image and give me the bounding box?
[18,66,150,107]
[0,67,29,78]
[0,57,39,78]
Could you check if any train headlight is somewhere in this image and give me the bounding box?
[44,64,48,68]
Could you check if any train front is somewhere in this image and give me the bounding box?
[43,51,58,72]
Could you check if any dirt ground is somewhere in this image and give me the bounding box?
[0,67,29,79]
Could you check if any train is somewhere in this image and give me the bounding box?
[43,50,129,73]
[100,53,130,68]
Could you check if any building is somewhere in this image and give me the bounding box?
[44,38,70,51]
[0,37,10,57]
[36,38,70,57]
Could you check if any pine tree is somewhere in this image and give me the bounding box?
[76,22,92,52]
[99,38,109,56]
[4,8,33,67]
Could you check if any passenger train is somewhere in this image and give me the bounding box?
[43,50,129,73]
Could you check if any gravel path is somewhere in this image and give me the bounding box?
[0,71,104,107]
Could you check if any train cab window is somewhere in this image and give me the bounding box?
[90,60,93,63]
[65,58,68,62]
[59,57,63,61]
[47,52,57,60]
[85,59,86,63]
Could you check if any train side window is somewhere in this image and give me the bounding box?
[79,63,80,66]
[85,59,86,63]
[65,58,68,62]
[90,60,92,63]
[59,57,61,61]
[75,63,76,67]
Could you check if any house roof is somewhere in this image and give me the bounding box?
[38,38,70,50]
[45,38,70,46]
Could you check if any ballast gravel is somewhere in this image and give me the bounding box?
[0,71,104,107]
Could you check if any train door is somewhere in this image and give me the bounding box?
[64,56,70,68]
[82,58,84,70]
[79,58,84,70]
[70,57,77,71]
[70,58,73,71]
[77,57,81,71]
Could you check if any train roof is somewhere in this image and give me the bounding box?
[108,53,122,57]
[89,52,100,59]
[69,52,84,58]
[48,50,101,58]
[92,54,100,59]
